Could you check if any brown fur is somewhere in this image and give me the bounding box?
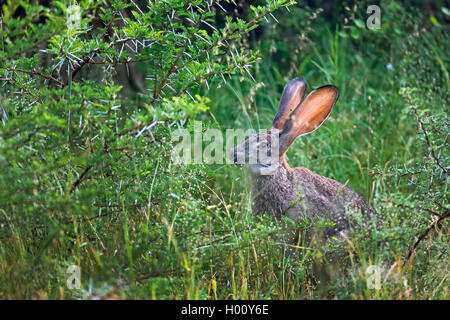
[252,155,378,242]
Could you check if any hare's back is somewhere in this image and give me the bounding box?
[286,167,375,227]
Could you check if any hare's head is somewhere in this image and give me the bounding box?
[229,78,339,175]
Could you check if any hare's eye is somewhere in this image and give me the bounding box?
[259,141,267,148]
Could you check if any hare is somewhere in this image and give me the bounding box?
[229,78,379,259]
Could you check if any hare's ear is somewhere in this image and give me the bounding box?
[272,78,307,130]
[280,85,339,153]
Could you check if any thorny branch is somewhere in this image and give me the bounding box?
[70,165,93,194]
[407,210,449,261]
[404,92,448,175]
[388,200,447,219]
[5,68,65,87]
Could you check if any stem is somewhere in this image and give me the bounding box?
[405,93,448,175]
[7,68,64,87]
[70,165,93,194]
[407,210,449,261]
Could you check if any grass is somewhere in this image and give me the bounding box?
[0,2,448,299]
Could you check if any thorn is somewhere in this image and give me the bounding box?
[217,2,227,13]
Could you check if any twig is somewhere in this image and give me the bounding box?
[387,200,446,219]
[7,68,64,87]
[407,210,449,261]
[173,55,256,97]
[171,10,275,76]
[7,78,43,104]
[405,93,448,175]
[70,165,93,193]
[64,56,91,86]
[154,39,189,99]
[100,13,117,39]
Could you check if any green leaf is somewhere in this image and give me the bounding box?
[354,19,365,29]
[429,15,439,26]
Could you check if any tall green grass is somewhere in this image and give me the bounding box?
[0,1,448,299]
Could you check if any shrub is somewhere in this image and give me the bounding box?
[0,0,294,299]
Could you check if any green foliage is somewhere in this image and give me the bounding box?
[0,0,448,300]
[0,0,297,299]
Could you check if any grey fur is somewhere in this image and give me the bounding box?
[252,155,378,243]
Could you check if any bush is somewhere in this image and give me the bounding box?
[0,0,295,299]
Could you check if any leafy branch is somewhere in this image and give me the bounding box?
[403,90,448,175]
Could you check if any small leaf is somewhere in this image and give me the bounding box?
[354,19,365,29]
[429,15,439,26]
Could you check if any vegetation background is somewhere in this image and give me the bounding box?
[0,0,448,299]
